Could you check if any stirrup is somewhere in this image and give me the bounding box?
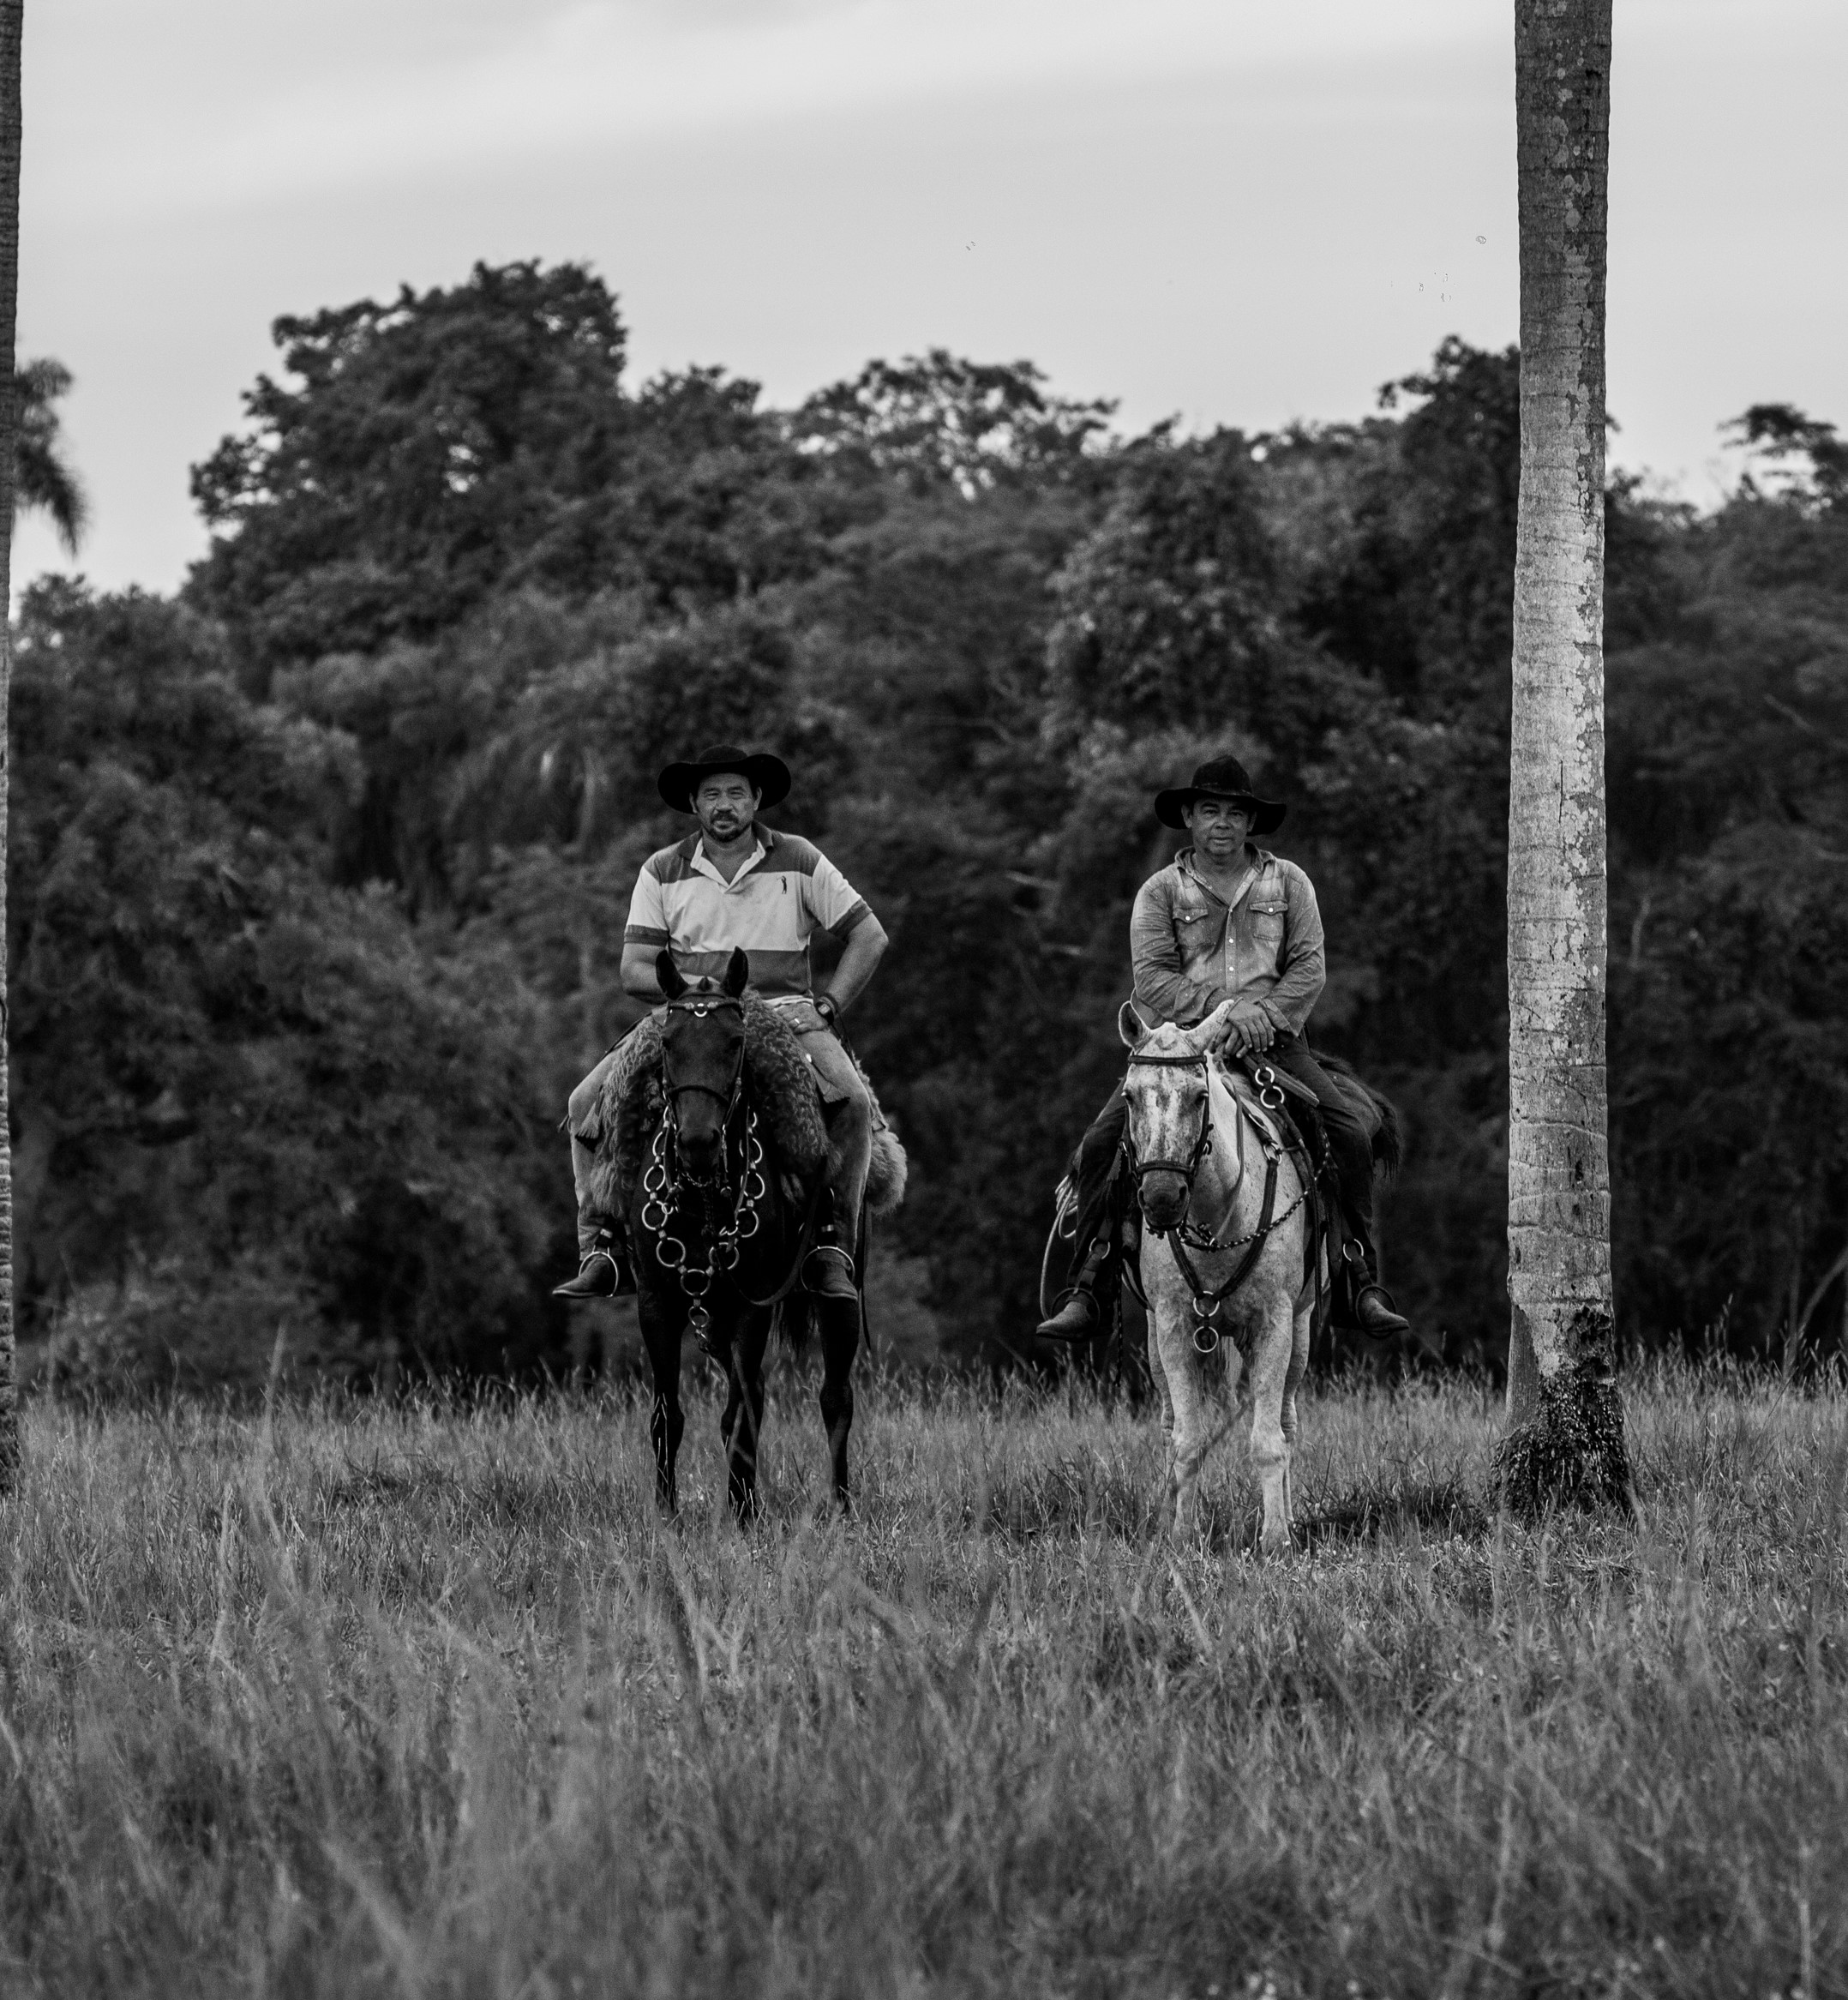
[553,1241,635,1300]
[553,1247,618,1300]
[802,1242,858,1295]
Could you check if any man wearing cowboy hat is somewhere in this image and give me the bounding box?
[1036,753,1410,1342]
[553,743,888,1306]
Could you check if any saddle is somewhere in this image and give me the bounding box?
[1227,1054,1368,1324]
[592,1002,909,1222]
[592,997,828,1219]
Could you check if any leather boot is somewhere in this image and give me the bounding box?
[1339,1229,1409,1340]
[803,1189,861,1303]
[803,1237,860,1301]
[1036,1238,1111,1342]
[1354,1282,1410,1340]
[553,1228,637,1301]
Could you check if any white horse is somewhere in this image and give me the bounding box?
[1118,1001,1324,1554]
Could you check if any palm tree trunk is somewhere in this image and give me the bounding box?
[0,0,21,1490]
[1497,0,1630,1515]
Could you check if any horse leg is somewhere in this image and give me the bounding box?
[1147,1289,1174,1445]
[639,1293,686,1516]
[1152,1296,1215,1539]
[817,1294,859,1513]
[723,1315,770,1524]
[1247,1282,1298,1558]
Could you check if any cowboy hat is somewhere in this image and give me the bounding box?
[1154,754,1286,835]
[657,742,792,814]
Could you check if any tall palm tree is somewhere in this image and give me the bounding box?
[1498,0,1631,1514]
[0,0,21,1490]
[15,358,87,554]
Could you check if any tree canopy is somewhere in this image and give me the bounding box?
[10,260,1845,1387]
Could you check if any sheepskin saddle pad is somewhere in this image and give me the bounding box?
[589,999,907,1217]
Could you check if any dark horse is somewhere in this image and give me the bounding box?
[626,947,865,1521]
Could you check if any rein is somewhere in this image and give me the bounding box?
[1124,1050,1311,1356]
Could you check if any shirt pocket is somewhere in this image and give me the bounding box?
[1248,899,1288,945]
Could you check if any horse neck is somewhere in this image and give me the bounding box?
[1197,1062,1259,1228]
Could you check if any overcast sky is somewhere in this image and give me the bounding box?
[14,0,1846,598]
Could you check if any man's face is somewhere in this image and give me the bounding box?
[694,772,760,844]
[1185,796,1253,862]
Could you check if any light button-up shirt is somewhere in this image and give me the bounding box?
[1129,844,1326,1033]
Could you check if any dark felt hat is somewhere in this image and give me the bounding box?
[657,743,792,814]
[1154,754,1286,835]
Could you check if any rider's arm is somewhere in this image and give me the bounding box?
[820,911,888,1017]
[621,943,669,1000]
[1256,863,1327,1036]
[1130,873,1222,1025]
[804,852,886,1018]
[621,855,672,1000]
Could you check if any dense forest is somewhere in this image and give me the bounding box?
[9,260,1847,1389]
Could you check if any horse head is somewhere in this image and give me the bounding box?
[1118,1001,1232,1235]
[657,946,750,1180]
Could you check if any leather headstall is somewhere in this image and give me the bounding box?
[661,992,747,1121]
[1122,1049,1216,1206]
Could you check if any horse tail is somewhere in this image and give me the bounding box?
[1317,1049,1404,1180]
[1370,1088,1404,1178]
[775,1292,814,1356]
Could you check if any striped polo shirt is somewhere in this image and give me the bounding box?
[623,828,873,999]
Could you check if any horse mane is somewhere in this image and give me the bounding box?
[588,996,832,1216]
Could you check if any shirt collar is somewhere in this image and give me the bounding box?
[691,826,774,884]
[1175,843,1265,906]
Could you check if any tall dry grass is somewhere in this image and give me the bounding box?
[0,1358,1842,1997]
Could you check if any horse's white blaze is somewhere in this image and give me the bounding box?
[1122,1016,1312,1557]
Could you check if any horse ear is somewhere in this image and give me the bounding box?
[657,950,687,1000]
[723,947,750,998]
[1118,1000,1148,1050]
[1189,999,1233,1058]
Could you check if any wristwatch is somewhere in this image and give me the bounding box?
[813,994,838,1028]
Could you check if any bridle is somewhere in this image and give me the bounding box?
[1121,1048,1240,1223]
[1123,1047,1304,1355]
[658,993,747,1144]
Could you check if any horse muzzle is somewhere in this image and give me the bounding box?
[1137,1171,1192,1236]
[675,1121,725,1181]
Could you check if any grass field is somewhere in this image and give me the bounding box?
[0,1357,1842,1998]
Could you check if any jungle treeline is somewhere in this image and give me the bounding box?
[10,260,1846,1387]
